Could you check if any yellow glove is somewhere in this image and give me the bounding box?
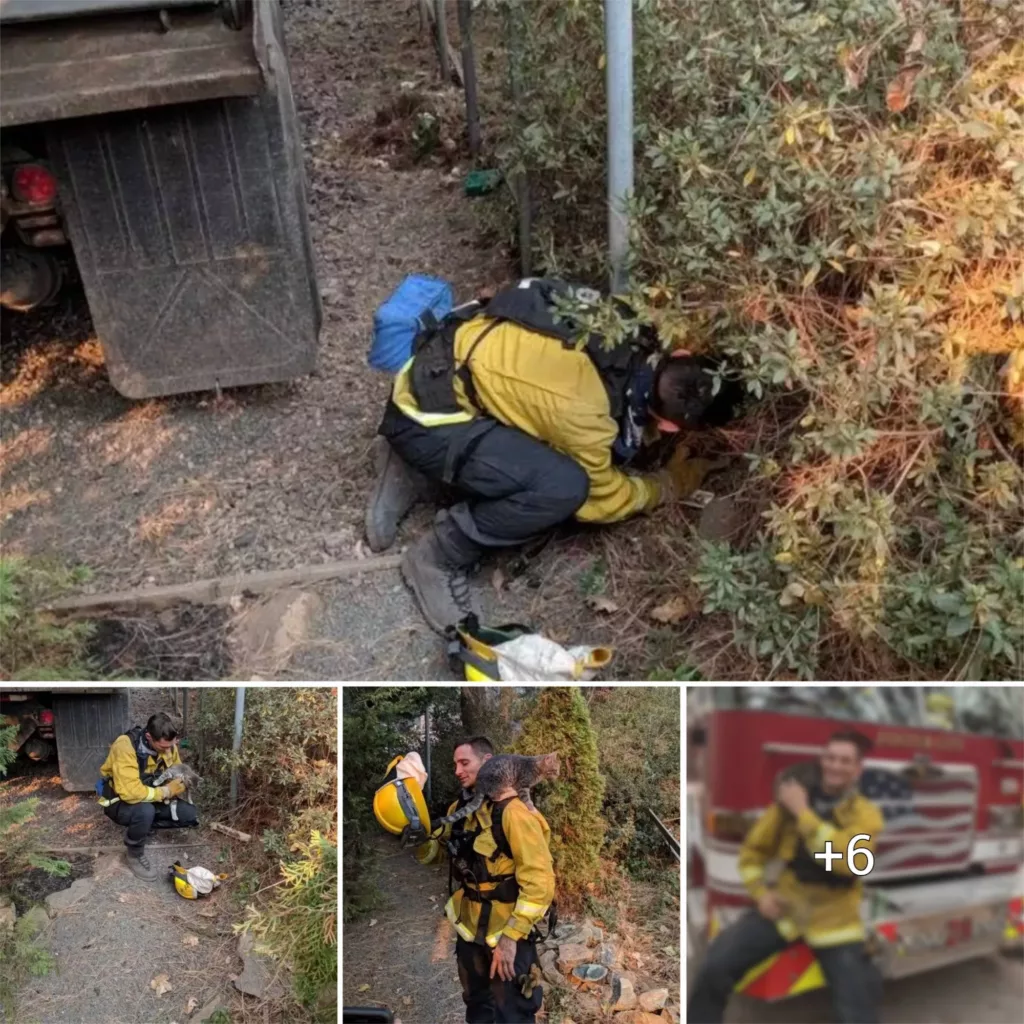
[161,779,187,799]
[657,445,728,502]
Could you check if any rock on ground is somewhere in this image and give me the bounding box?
[44,877,95,915]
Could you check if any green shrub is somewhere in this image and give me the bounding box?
[0,556,98,679]
[588,688,680,878]
[490,0,1024,678]
[241,830,337,1010]
[514,687,606,903]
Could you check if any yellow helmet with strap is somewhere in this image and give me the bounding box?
[373,756,431,843]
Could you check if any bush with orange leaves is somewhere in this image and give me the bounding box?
[492,0,1022,679]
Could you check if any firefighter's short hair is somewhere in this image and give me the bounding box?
[828,729,872,759]
[146,712,179,742]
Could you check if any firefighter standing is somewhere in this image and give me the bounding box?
[688,730,886,1024]
[420,736,556,1024]
[97,712,199,881]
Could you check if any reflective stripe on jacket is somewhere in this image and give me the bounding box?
[98,733,181,804]
[444,796,555,947]
[738,791,885,947]
[392,317,663,524]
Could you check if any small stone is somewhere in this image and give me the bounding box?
[615,1013,664,1024]
[539,949,565,987]
[610,973,637,1011]
[698,495,744,542]
[556,942,591,973]
[45,878,95,914]
[638,988,669,1012]
[595,942,617,966]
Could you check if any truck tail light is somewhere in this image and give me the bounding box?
[987,805,1024,832]
[39,709,55,725]
[11,164,58,205]
[706,809,760,842]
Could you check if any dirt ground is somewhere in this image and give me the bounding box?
[0,688,285,1024]
[0,0,733,680]
[343,834,464,1024]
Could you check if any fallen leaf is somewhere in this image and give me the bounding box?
[369,918,378,927]
[197,906,217,918]
[402,997,413,1006]
[428,895,438,902]
[649,595,693,625]
[117,893,131,903]
[839,45,869,90]
[586,595,619,614]
[185,997,199,1015]
[491,568,505,592]
[886,65,923,112]
[150,974,173,997]
[181,934,199,947]
[906,28,926,55]
[358,984,371,993]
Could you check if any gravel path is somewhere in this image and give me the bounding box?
[343,834,464,1024]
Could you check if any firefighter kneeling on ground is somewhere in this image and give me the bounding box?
[375,737,555,1024]
[689,729,886,1024]
[97,712,199,881]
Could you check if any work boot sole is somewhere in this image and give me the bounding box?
[123,852,158,881]
[365,438,425,553]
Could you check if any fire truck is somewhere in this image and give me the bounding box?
[687,686,1024,1002]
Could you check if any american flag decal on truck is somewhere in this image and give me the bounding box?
[859,761,978,877]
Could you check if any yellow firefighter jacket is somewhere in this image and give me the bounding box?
[442,795,555,948]
[738,791,885,947]
[99,732,182,804]
[392,317,664,523]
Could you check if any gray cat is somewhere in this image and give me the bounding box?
[151,762,202,822]
[439,753,560,825]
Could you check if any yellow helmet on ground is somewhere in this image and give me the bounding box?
[373,755,431,843]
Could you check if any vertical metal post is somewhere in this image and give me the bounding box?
[605,0,634,293]
[229,686,246,809]
[506,2,531,276]
[435,0,450,83]
[457,0,481,159]
[424,703,432,804]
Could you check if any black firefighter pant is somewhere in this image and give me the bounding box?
[687,910,883,1024]
[456,936,542,1024]
[379,401,590,551]
[104,799,199,848]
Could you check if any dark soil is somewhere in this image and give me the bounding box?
[87,605,233,681]
[6,854,92,916]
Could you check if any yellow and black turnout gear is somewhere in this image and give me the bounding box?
[738,789,885,947]
[97,725,182,806]
[444,792,555,949]
[388,278,665,525]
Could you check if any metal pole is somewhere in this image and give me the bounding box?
[605,0,634,293]
[457,0,481,159]
[435,0,450,83]
[229,686,245,809]
[424,704,432,804]
[507,2,531,276]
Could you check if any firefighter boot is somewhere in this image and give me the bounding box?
[365,437,432,552]
[124,843,158,882]
[401,513,482,634]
